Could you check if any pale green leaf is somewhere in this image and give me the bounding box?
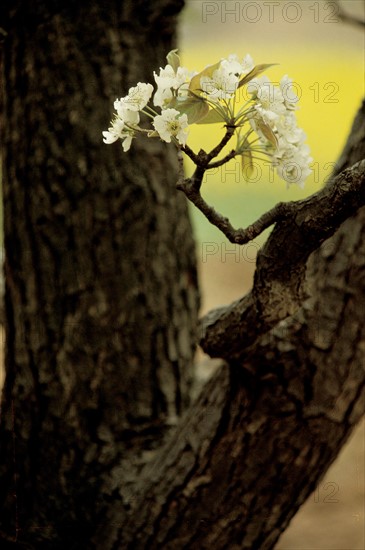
[169,97,210,124]
[195,108,225,124]
[237,63,278,89]
[188,60,222,95]
[256,119,278,147]
[166,49,180,72]
[241,150,254,179]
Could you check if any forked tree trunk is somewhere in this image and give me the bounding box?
[0,1,199,547]
[107,105,365,550]
[1,1,364,549]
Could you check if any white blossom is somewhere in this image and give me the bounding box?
[153,86,173,108]
[152,108,189,145]
[114,82,153,112]
[249,76,286,120]
[153,64,192,108]
[200,65,239,99]
[241,54,255,74]
[280,75,299,111]
[275,113,304,144]
[272,137,312,188]
[220,53,254,76]
[275,151,312,188]
[102,117,126,144]
[154,64,176,90]
[112,105,140,125]
[102,116,135,151]
[154,64,191,91]
[248,76,312,187]
[220,55,243,76]
[102,51,311,185]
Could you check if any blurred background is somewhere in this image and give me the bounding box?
[0,1,363,547]
[179,1,364,548]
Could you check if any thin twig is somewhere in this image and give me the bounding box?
[181,144,200,164]
[181,125,236,167]
[206,125,236,160]
[178,160,365,246]
[179,125,237,192]
[199,160,365,357]
[207,150,237,169]
[177,177,293,244]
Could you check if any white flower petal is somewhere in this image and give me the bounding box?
[102,130,119,144]
[200,65,239,99]
[114,82,153,113]
[152,108,189,145]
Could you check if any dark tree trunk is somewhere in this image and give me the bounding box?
[1,1,364,549]
[108,105,365,550]
[0,1,199,547]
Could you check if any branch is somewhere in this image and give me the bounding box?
[178,126,237,193]
[333,99,365,176]
[178,159,365,250]
[177,176,293,243]
[99,101,365,550]
[205,124,236,160]
[206,149,236,169]
[181,125,236,167]
[199,159,365,357]
[180,143,200,165]
[104,208,365,547]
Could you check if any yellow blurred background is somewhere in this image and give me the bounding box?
[179,1,365,548]
[179,0,364,241]
[0,2,363,548]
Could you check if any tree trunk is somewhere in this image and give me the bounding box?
[1,1,364,549]
[0,1,199,547]
[106,104,365,549]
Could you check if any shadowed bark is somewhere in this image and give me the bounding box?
[106,103,365,549]
[0,1,364,549]
[0,1,199,547]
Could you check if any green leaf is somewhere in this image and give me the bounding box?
[169,96,210,124]
[237,63,278,89]
[241,150,254,179]
[166,49,180,72]
[256,118,278,148]
[195,108,225,124]
[188,60,221,96]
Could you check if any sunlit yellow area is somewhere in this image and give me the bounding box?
[179,0,364,242]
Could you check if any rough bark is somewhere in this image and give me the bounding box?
[199,159,365,357]
[103,103,365,549]
[0,1,199,547]
[0,0,364,549]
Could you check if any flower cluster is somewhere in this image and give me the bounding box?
[153,64,192,108]
[103,50,312,187]
[199,53,254,100]
[247,75,312,187]
[102,83,153,151]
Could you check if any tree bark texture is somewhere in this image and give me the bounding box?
[105,105,365,549]
[0,1,200,547]
[0,1,364,549]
